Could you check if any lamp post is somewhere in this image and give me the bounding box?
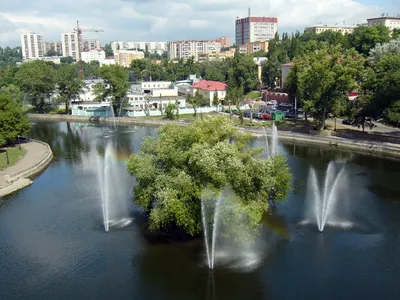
[18,136,21,151]
[5,148,9,165]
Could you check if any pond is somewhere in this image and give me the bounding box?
[1,121,400,300]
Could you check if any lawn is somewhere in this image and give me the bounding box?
[245,91,262,99]
[0,146,27,170]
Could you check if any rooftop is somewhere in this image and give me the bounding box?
[190,80,228,91]
[367,16,400,21]
[306,24,357,28]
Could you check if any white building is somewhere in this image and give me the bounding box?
[81,50,106,64]
[304,25,356,35]
[79,79,109,102]
[111,41,167,55]
[167,40,221,61]
[367,16,400,32]
[235,10,278,45]
[190,80,227,106]
[140,81,172,93]
[23,56,61,64]
[62,32,80,61]
[20,33,44,59]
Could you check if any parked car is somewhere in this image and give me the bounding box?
[260,113,272,120]
[342,119,353,125]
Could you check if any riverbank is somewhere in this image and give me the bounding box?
[28,113,400,159]
[0,139,53,197]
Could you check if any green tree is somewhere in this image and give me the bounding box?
[382,100,400,127]
[349,25,391,56]
[165,103,176,120]
[96,65,130,115]
[127,116,291,241]
[46,48,58,57]
[0,84,24,106]
[0,93,31,146]
[60,56,74,64]
[227,86,245,124]
[0,46,22,68]
[55,65,85,114]
[294,44,364,129]
[393,28,400,39]
[187,91,208,117]
[15,61,56,112]
[212,90,219,111]
[104,43,114,57]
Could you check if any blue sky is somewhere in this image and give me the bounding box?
[0,0,398,47]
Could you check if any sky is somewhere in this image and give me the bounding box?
[0,0,399,47]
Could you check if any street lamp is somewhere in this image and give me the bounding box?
[5,148,9,165]
[18,136,21,151]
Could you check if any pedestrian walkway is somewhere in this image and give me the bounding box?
[0,141,52,191]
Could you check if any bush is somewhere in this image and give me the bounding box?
[382,101,400,127]
[165,103,176,120]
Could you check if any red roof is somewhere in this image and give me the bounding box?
[190,80,228,91]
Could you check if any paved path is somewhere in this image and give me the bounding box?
[326,118,400,136]
[0,141,50,189]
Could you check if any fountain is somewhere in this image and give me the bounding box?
[306,162,347,232]
[201,189,264,270]
[263,122,279,158]
[96,141,132,232]
[109,105,117,132]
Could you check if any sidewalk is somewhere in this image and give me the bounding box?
[0,141,52,193]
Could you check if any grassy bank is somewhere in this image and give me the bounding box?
[0,147,26,169]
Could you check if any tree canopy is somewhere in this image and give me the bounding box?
[128,116,292,241]
[0,93,30,147]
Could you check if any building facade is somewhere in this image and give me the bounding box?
[216,37,230,49]
[246,41,269,54]
[44,41,62,56]
[167,40,222,61]
[114,50,145,67]
[190,80,228,106]
[20,33,44,59]
[367,17,400,31]
[197,48,236,62]
[82,39,101,51]
[304,25,356,34]
[111,41,167,55]
[62,32,80,61]
[81,50,106,64]
[235,14,278,45]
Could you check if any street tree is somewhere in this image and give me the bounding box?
[0,93,31,147]
[95,65,130,115]
[15,60,56,112]
[349,25,391,56]
[55,64,85,114]
[127,116,292,241]
[294,44,364,129]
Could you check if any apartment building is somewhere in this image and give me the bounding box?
[111,41,167,55]
[62,32,80,61]
[304,25,356,34]
[81,50,106,64]
[367,16,400,31]
[20,33,45,59]
[44,41,62,56]
[246,41,269,54]
[114,49,145,67]
[167,40,222,61]
[82,39,101,51]
[235,10,278,45]
[216,37,230,49]
[198,48,236,62]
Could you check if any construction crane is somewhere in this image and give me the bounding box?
[74,21,104,62]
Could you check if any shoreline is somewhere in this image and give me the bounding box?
[0,139,53,197]
[28,113,400,160]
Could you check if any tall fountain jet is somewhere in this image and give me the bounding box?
[306,162,346,232]
[263,122,279,158]
[96,141,132,232]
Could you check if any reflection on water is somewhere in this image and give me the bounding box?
[0,121,400,300]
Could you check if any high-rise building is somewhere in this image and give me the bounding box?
[62,32,80,61]
[216,37,231,49]
[235,9,278,45]
[81,50,106,64]
[20,33,45,59]
[167,40,222,61]
[82,39,101,51]
[44,41,62,56]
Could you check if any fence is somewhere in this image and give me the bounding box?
[126,106,220,117]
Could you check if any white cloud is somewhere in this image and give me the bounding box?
[0,0,388,47]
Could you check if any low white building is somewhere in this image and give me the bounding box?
[23,56,61,64]
[367,16,400,32]
[79,79,111,102]
[190,80,227,106]
[140,81,172,92]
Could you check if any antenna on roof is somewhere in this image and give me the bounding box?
[382,13,385,17]
[248,7,251,18]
